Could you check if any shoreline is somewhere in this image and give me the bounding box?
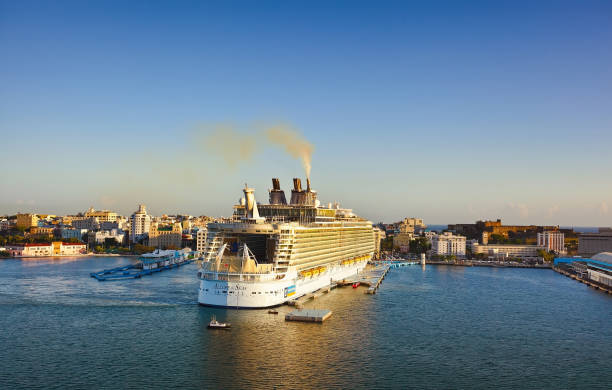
[1,253,141,259]
[425,260,552,269]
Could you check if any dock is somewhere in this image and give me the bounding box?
[337,263,391,294]
[361,263,391,294]
[90,260,193,281]
[553,266,612,294]
[285,309,332,323]
[288,285,332,309]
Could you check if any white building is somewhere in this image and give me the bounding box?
[471,242,544,259]
[196,228,208,252]
[537,231,565,253]
[88,229,126,245]
[6,242,86,257]
[130,204,152,243]
[0,219,10,231]
[430,232,466,256]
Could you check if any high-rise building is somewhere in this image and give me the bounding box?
[372,227,385,258]
[196,228,208,252]
[130,204,151,243]
[537,231,565,253]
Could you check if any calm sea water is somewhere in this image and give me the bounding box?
[0,256,610,389]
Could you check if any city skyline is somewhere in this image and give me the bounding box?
[2,1,611,225]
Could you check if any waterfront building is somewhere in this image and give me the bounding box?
[555,252,612,289]
[470,242,544,259]
[430,231,466,256]
[196,228,208,252]
[84,207,118,223]
[16,213,39,229]
[148,222,182,249]
[130,204,151,243]
[6,242,86,257]
[589,252,612,287]
[578,230,612,257]
[88,229,126,245]
[537,231,565,253]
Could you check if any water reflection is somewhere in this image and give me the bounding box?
[0,257,611,389]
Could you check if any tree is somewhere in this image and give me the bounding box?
[488,234,506,244]
[104,238,117,248]
[94,245,104,253]
[409,237,431,254]
[537,249,555,263]
[380,237,394,251]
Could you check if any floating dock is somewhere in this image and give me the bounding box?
[90,260,194,281]
[285,309,332,323]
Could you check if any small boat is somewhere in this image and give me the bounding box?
[267,309,279,314]
[208,315,231,329]
[352,282,360,288]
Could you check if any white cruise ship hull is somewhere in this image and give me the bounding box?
[198,260,367,308]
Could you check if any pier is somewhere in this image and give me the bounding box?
[288,285,332,309]
[90,260,194,281]
[335,263,392,294]
[285,309,332,323]
[553,266,612,294]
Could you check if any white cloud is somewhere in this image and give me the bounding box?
[547,204,560,217]
[507,202,529,218]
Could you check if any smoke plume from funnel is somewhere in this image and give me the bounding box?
[265,125,314,179]
[198,124,258,167]
[196,122,314,177]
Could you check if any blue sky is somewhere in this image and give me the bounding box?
[1,1,611,225]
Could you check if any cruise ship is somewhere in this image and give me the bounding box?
[197,177,375,308]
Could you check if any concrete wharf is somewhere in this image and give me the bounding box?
[285,309,332,323]
[553,266,612,294]
[288,285,332,309]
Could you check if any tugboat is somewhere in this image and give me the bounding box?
[352,282,360,288]
[208,315,231,329]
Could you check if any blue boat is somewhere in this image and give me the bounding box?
[90,249,195,281]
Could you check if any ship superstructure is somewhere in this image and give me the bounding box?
[197,178,375,308]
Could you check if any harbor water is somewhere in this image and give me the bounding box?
[0,256,610,389]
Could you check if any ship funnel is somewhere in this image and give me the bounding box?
[269,178,287,205]
[290,177,317,206]
[293,178,302,192]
